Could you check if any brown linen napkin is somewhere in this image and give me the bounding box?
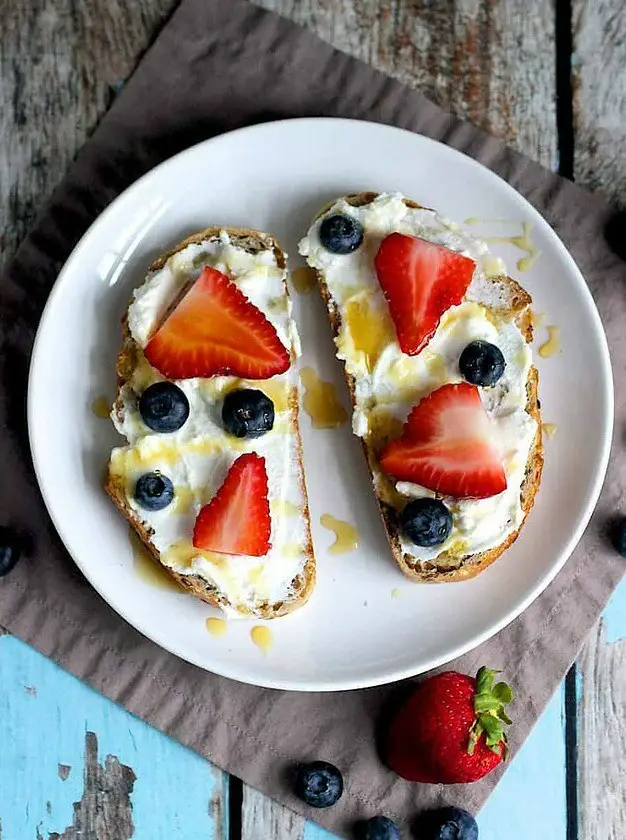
[1,0,624,833]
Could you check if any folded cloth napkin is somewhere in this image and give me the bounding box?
[0,0,624,834]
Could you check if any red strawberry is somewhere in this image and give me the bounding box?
[145,267,290,380]
[193,453,271,556]
[387,667,513,784]
[375,233,475,355]
[380,382,506,498]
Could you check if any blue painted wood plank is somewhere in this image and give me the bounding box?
[0,636,228,840]
[479,685,566,840]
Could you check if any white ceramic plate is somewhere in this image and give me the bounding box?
[28,118,613,691]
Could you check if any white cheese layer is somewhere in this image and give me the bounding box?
[110,232,308,615]
[299,193,538,566]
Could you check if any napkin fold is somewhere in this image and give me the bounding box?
[0,0,624,834]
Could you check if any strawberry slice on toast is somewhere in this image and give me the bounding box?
[375,233,476,355]
[145,266,290,380]
[193,453,271,556]
[380,382,507,499]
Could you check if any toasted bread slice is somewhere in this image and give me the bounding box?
[300,192,543,582]
[106,227,315,618]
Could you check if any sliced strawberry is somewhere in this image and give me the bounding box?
[193,453,271,556]
[145,267,290,380]
[375,233,475,355]
[380,383,506,499]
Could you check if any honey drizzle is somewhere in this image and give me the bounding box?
[91,395,110,419]
[129,528,182,591]
[538,326,560,358]
[344,295,394,373]
[542,422,558,439]
[320,514,359,554]
[464,219,540,273]
[291,266,317,294]
[300,367,348,429]
[206,617,227,637]
[250,625,273,653]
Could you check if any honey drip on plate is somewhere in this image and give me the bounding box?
[300,367,348,429]
[129,528,182,591]
[542,422,558,439]
[206,617,228,637]
[91,395,110,419]
[320,514,359,555]
[291,266,317,294]
[250,625,273,654]
[391,588,403,599]
[344,296,394,373]
[483,222,540,273]
[538,326,560,358]
[465,219,540,273]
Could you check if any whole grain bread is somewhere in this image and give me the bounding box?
[105,227,315,618]
[311,193,543,582]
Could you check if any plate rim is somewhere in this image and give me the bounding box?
[27,117,615,691]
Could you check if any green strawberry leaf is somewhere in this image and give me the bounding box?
[476,666,498,694]
[493,682,514,703]
[497,709,513,725]
[467,666,513,757]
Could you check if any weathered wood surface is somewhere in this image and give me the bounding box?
[242,786,307,840]
[258,0,558,171]
[0,0,625,838]
[48,732,136,840]
[577,607,626,840]
[572,0,626,201]
[0,0,178,275]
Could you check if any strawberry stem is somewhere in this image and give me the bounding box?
[467,667,513,757]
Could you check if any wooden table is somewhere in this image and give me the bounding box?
[1,2,624,837]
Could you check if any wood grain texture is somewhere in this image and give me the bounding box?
[577,617,626,838]
[256,0,557,169]
[0,0,178,275]
[48,732,136,840]
[572,0,626,200]
[242,785,306,840]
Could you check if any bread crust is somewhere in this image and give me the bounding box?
[312,193,543,582]
[105,226,316,618]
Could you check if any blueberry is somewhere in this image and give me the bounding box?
[0,527,21,577]
[354,815,400,840]
[139,382,189,432]
[222,389,275,438]
[611,517,626,556]
[417,808,478,840]
[319,214,364,255]
[401,498,452,547]
[134,472,174,511]
[294,761,343,808]
[459,340,506,387]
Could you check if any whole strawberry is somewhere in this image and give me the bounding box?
[386,666,513,784]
